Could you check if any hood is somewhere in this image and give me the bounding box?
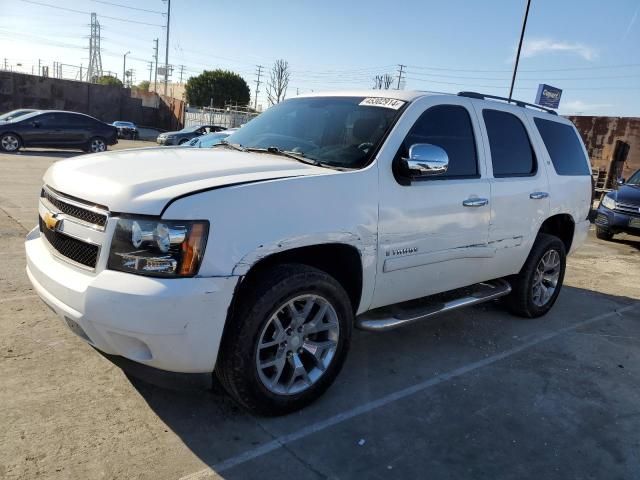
[614,184,640,206]
[44,147,332,215]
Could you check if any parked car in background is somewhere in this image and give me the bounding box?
[156,124,225,146]
[184,129,237,147]
[0,108,39,122]
[112,121,139,140]
[0,110,117,153]
[595,169,640,240]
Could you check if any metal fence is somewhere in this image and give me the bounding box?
[184,106,259,129]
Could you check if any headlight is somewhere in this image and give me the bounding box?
[601,195,616,210]
[108,217,209,277]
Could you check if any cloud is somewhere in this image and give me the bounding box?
[522,39,598,61]
[560,100,613,114]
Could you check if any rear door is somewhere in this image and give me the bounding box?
[472,103,550,278]
[55,113,87,146]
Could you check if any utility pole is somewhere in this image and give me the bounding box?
[396,64,406,90]
[178,64,184,84]
[148,61,153,83]
[254,65,263,110]
[123,50,130,87]
[153,38,159,93]
[163,0,171,95]
[4,58,8,70]
[509,0,532,101]
[38,58,41,76]
[87,13,103,82]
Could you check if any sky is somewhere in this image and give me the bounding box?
[1,0,639,115]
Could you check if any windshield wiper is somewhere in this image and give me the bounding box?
[245,146,324,167]
[215,140,246,152]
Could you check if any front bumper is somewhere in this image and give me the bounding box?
[25,227,239,373]
[595,206,640,236]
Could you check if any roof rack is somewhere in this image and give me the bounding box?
[457,91,558,115]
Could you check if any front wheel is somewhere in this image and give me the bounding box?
[506,233,566,318]
[0,133,21,152]
[596,226,614,241]
[86,137,107,153]
[215,264,353,415]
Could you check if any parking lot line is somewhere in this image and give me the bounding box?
[178,302,639,480]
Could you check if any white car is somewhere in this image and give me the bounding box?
[25,90,591,415]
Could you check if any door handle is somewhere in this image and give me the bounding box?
[462,198,489,207]
[529,192,549,200]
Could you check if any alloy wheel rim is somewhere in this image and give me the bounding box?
[532,249,561,307]
[2,135,19,151]
[256,294,340,395]
[91,139,105,152]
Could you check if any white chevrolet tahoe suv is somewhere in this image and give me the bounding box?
[25,90,592,415]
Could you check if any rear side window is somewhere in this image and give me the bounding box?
[483,109,536,177]
[534,118,590,176]
[401,105,478,178]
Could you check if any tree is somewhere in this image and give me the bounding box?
[266,59,290,106]
[373,73,394,90]
[95,75,123,87]
[185,69,250,108]
[136,80,150,92]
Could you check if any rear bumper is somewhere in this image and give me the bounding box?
[595,207,640,236]
[25,227,238,373]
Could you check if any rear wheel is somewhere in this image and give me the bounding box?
[215,264,353,415]
[0,133,21,152]
[86,137,107,153]
[596,226,614,241]
[506,233,566,318]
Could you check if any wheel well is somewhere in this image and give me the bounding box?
[538,214,575,252]
[238,243,364,313]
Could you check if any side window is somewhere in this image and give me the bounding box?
[400,105,478,178]
[483,109,536,177]
[534,118,590,176]
[58,113,86,126]
[35,113,57,127]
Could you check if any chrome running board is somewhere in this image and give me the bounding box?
[356,279,512,332]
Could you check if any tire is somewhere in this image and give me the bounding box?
[178,138,189,145]
[596,226,614,241]
[505,233,566,318]
[86,137,107,153]
[0,133,21,152]
[215,263,353,416]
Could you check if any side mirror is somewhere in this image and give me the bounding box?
[402,144,449,178]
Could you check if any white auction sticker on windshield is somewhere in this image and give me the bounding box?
[359,97,406,110]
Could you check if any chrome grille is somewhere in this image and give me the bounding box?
[41,187,108,229]
[39,217,99,268]
[615,202,640,217]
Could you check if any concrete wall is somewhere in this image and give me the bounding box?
[0,72,183,131]
[568,115,640,179]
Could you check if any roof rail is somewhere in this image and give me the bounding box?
[457,91,558,115]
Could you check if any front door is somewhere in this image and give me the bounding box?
[371,97,492,309]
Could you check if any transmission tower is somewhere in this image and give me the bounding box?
[87,13,103,82]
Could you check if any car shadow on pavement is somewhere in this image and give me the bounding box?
[607,236,640,250]
[13,149,84,159]
[112,285,639,479]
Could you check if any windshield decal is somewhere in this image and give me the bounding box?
[359,97,406,110]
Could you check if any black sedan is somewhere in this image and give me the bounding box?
[156,124,225,146]
[595,169,640,240]
[0,110,118,153]
[112,121,139,139]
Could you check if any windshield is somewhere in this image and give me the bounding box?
[0,109,36,122]
[627,170,640,186]
[180,125,202,133]
[114,121,134,127]
[226,96,405,169]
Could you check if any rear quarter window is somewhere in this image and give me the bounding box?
[534,118,590,176]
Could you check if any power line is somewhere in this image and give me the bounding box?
[406,62,640,73]
[19,0,165,27]
[90,0,165,15]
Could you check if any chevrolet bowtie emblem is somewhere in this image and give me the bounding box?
[43,212,60,231]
